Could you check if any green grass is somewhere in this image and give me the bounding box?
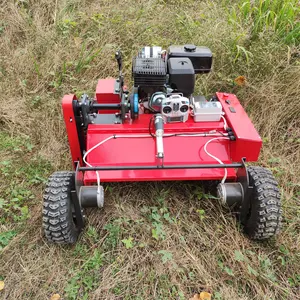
[228,0,300,44]
[0,230,17,251]
[65,249,103,300]
[0,132,52,225]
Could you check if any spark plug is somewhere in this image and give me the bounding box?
[154,114,164,158]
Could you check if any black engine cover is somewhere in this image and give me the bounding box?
[168,57,195,97]
[168,45,212,74]
[132,57,167,89]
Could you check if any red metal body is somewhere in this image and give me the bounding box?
[95,79,120,114]
[62,84,262,185]
[216,93,261,161]
[62,94,83,167]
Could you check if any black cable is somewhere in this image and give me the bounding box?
[173,132,225,137]
[216,130,227,136]
[149,115,156,138]
[148,116,226,138]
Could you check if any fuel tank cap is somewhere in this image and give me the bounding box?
[184,44,196,52]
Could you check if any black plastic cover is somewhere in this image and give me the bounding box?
[168,57,195,97]
[132,57,167,87]
[168,45,212,73]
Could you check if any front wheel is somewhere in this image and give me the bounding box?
[42,171,81,244]
[241,166,282,240]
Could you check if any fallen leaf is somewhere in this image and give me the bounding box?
[0,281,4,291]
[74,37,82,47]
[200,291,212,300]
[189,294,200,300]
[50,294,60,300]
[234,75,246,86]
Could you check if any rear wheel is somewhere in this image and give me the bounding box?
[42,171,80,244]
[242,166,282,240]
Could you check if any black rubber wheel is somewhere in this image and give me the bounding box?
[42,171,80,244]
[242,166,282,240]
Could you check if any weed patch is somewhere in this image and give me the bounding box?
[65,249,103,300]
[0,230,17,251]
[228,0,300,44]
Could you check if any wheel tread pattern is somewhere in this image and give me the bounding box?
[245,167,282,240]
[42,171,79,244]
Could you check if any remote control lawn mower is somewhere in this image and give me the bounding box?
[42,45,282,244]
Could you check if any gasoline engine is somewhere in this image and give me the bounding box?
[131,45,214,123]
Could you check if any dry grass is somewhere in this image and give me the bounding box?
[0,0,299,299]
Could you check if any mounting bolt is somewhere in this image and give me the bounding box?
[69,117,73,122]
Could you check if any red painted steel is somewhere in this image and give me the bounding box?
[95,79,120,103]
[62,94,83,167]
[83,130,237,182]
[95,79,121,114]
[83,111,234,183]
[88,114,225,134]
[84,168,237,183]
[217,92,262,161]
[63,84,262,183]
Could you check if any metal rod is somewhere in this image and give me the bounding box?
[79,163,243,171]
[91,103,121,109]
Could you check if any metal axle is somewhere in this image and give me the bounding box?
[79,163,243,171]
